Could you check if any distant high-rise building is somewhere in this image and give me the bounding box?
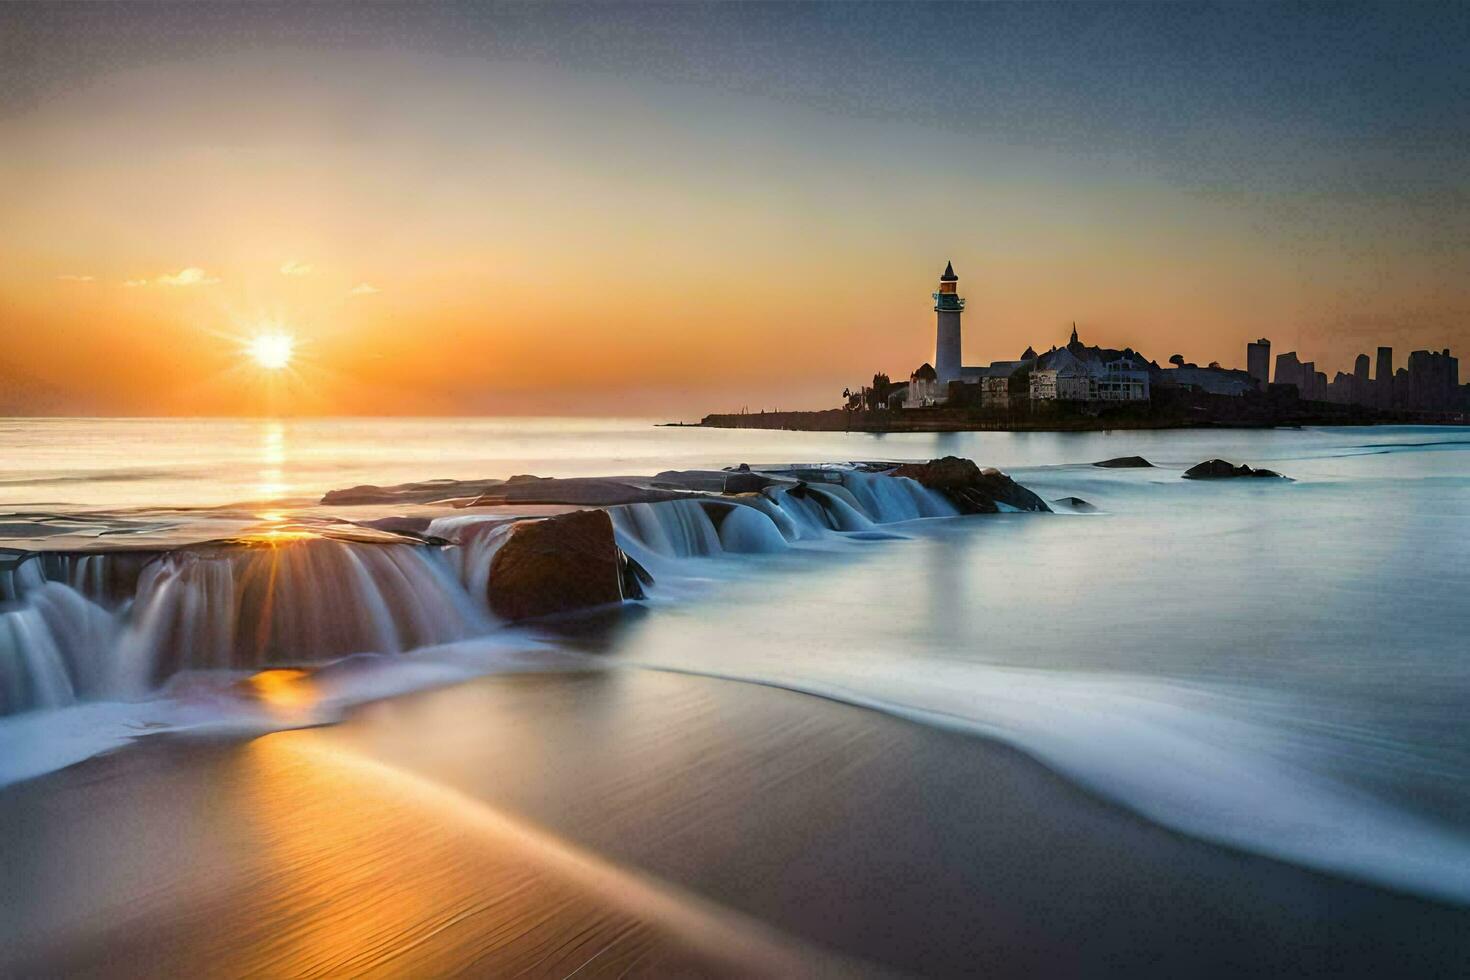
[1376,346,1393,383]
[1301,360,1317,399]
[1274,351,1303,390]
[1354,354,1370,384]
[1247,338,1271,389]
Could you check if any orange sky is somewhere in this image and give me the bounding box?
[2,15,1466,417]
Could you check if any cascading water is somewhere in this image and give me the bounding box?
[0,538,492,715]
[0,466,959,719]
[111,539,492,696]
[0,583,115,714]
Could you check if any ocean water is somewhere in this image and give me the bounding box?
[1,418,1467,903]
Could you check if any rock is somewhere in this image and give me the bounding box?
[1182,459,1289,480]
[650,470,730,492]
[322,478,504,505]
[889,456,1052,514]
[469,477,690,507]
[1053,496,1099,512]
[722,471,775,494]
[487,509,632,621]
[1093,455,1153,468]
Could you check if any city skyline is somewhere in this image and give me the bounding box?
[3,2,1468,416]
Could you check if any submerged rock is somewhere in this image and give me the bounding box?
[888,457,1051,514]
[469,476,689,507]
[1053,496,1099,512]
[1093,456,1153,468]
[322,478,505,505]
[488,509,639,621]
[1182,459,1289,480]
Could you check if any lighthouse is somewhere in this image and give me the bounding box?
[933,261,965,385]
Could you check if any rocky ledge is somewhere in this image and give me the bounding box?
[1182,459,1290,480]
[888,456,1052,514]
[311,457,1052,622]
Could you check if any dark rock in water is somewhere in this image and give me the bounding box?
[722,471,776,494]
[1093,456,1153,468]
[488,509,629,621]
[1053,496,1099,512]
[889,456,1051,514]
[1183,459,1289,480]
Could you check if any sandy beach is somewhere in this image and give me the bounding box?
[4,667,1465,977]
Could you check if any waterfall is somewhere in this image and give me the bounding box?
[113,540,490,694]
[0,465,967,717]
[427,515,517,615]
[0,582,115,714]
[844,471,958,522]
[609,499,725,566]
[0,538,493,715]
[608,467,956,563]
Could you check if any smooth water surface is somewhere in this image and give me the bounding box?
[1,417,1467,902]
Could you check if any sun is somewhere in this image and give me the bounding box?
[246,332,295,370]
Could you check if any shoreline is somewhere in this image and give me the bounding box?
[3,667,1465,976]
[686,408,1465,432]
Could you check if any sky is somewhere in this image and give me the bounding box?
[2,2,1467,416]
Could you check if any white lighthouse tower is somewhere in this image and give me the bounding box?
[934,261,965,385]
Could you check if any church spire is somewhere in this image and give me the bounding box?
[940,260,957,282]
[1070,322,1080,346]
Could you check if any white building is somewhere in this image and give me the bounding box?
[1029,333,1151,402]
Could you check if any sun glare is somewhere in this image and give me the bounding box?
[247,333,295,370]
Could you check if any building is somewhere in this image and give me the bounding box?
[980,375,1012,408]
[904,362,943,408]
[1274,351,1303,390]
[1376,346,1394,384]
[910,265,1147,407]
[1165,365,1256,396]
[1299,360,1317,399]
[933,262,964,385]
[1247,338,1271,389]
[1028,327,1150,402]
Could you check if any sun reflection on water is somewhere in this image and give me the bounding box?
[256,420,289,503]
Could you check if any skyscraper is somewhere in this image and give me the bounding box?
[1376,346,1394,383]
[1247,338,1271,389]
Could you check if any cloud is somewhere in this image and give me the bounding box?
[279,260,314,277]
[122,279,149,288]
[155,267,220,287]
[349,282,380,295]
[56,274,95,282]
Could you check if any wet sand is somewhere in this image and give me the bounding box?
[3,667,1467,977]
